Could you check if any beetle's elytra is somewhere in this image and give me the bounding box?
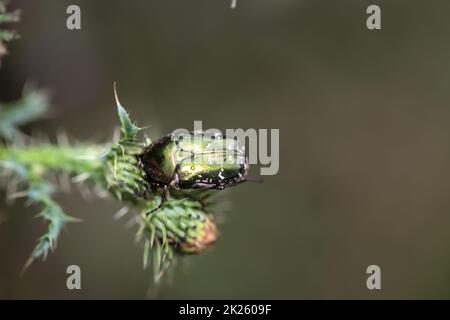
[139,132,249,192]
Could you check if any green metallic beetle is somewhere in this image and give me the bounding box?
[139,131,251,213]
[140,131,248,190]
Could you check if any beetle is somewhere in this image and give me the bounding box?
[139,131,251,214]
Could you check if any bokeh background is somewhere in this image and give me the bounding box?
[2,0,450,299]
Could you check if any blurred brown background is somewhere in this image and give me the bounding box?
[2,0,450,299]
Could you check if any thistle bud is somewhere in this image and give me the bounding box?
[146,198,218,255]
[177,214,218,254]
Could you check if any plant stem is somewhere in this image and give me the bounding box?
[0,144,107,176]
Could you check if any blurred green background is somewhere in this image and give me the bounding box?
[2,0,450,299]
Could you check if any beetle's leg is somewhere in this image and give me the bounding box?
[219,176,263,189]
[145,186,168,216]
[198,190,214,202]
[164,184,171,200]
[197,190,217,208]
[169,171,180,190]
[190,182,217,189]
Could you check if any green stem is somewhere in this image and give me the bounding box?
[0,144,107,176]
